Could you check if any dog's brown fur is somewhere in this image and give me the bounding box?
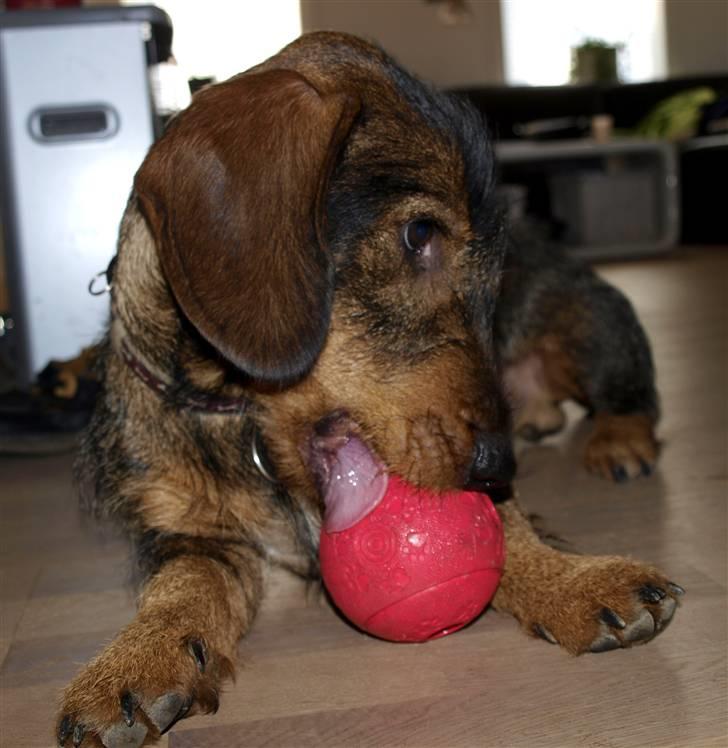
[57,33,681,747]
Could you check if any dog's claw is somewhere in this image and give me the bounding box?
[72,723,86,747]
[590,633,621,653]
[639,584,666,603]
[600,607,626,629]
[187,637,207,673]
[656,596,677,630]
[58,715,73,746]
[533,623,558,644]
[159,695,194,735]
[120,690,136,727]
[209,690,221,715]
[668,582,685,596]
[611,465,628,483]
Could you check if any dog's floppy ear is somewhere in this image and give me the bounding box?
[135,69,359,381]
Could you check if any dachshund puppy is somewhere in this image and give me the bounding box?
[57,32,682,747]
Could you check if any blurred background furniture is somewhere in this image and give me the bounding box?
[454,74,728,258]
[0,5,172,387]
[496,138,679,262]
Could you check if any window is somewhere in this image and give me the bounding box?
[501,0,667,85]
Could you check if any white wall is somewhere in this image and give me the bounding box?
[665,0,728,76]
[300,0,504,87]
[302,0,728,87]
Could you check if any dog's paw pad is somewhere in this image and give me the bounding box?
[146,693,193,734]
[622,608,655,642]
[100,721,148,748]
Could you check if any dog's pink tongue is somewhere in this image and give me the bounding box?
[323,436,388,533]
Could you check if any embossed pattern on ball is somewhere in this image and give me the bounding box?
[319,475,505,642]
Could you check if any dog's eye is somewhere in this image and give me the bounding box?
[403,219,435,256]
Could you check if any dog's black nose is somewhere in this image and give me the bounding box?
[466,432,516,493]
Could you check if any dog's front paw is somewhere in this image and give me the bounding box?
[584,413,659,481]
[521,556,684,655]
[56,618,233,747]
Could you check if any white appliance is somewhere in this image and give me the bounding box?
[0,5,172,385]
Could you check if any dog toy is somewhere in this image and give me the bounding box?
[319,473,505,642]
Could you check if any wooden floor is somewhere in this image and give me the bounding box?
[1,247,726,748]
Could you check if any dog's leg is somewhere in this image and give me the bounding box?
[499,250,660,481]
[56,538,262,747]
[493,499,683,654]
[503,351,567,442]
[505,336,659,482]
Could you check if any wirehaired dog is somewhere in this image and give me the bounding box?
[57,32,683,747]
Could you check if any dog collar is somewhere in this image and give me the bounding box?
[110,277,276,481]
[119,338,251,415]
[96,258,249,416]
[118,337,279,484]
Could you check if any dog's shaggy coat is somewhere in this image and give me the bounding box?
[57,33,681,748]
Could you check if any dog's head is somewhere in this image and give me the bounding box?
[134,32,514,521]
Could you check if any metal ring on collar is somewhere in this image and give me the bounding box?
[251,430,277,483]
[88,269,112,296]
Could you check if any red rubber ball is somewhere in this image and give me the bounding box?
[319,475,505,642]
